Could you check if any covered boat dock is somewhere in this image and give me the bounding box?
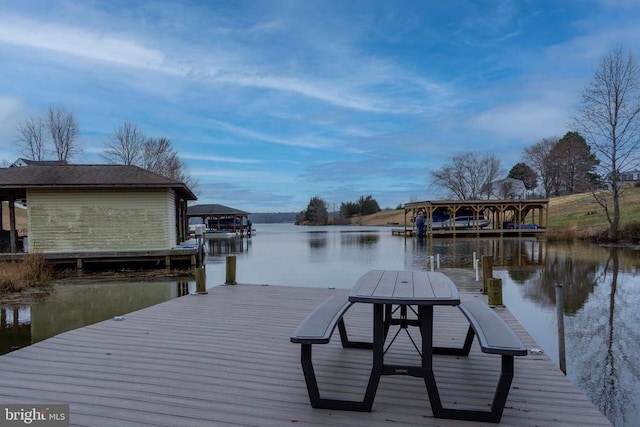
[402,199,549,237]
[187,203,252,236]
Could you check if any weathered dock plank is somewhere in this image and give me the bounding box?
[0,284,611,426]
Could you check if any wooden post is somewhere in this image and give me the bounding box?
[8,198,16,253]
[481,255,493,293]
[556,284,566,374]
[196,267,207,294]
[487,278,503,306]
[225,255,237,285]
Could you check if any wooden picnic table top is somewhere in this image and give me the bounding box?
[349,269,461,305]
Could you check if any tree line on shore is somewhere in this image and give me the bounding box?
[295,195,383,225]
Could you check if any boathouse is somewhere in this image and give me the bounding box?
[187,204,251,234]
[0,164,197,267]
[402,199,549,237]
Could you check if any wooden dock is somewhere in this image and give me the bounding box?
[0,247,199,269]
[0,282,611,426]
[391,227,546,238]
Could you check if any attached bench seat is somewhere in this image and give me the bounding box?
[291,295,372,411]
[291,295,352,345]
[458,300,528,356]
[434,300,528,423]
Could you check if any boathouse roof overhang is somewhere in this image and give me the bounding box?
[404,199,549,210]
[0,164,197,202]
[187,204,250,217]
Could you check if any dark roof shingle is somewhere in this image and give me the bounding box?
[187,204,249,215]
[0,164,196,200]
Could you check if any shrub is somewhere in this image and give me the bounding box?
[0,254,52,292]
[621,221,640,243]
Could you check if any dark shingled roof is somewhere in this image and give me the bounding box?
[187,204,249,216]
[11,158,70,167]
[0,164,197,200]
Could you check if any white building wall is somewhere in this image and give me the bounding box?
[167,189,177,247]
[27,189,172,253]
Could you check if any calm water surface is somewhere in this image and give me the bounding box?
[2,223,639,426]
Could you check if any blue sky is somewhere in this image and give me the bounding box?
[1,1,640,212]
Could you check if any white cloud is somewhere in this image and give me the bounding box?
[0,97,25,159]
[469,97,571,142]
[0,96,23,123]
[0,11,452,117]
[0,15,183,75]
[181,153,262,164]
[191,167,293,183]
[207,119,326,149]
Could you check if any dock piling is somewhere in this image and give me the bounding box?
[481,255,494,293]
[556,284,567,374]
[225,255,237,285]
[487,278,503,306]
[196,267,207,294]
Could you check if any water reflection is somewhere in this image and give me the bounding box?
[411,237,547,269]
[502,243,640,427]
[566,247,640,426]
[0,306,31,354]
[0,280,194,355]
[340,233,380,246]
[308,234,327,249]
[207,237,247,256]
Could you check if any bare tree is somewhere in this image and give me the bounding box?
[15,115,47,160]
[103,121,145,165]
[140,137,199,192]
[575,47,640,240]
[46,106,81,161]
[141,137,181,179]
[102,126,198,194]
[524,137,558,198]
[430,152,503,200]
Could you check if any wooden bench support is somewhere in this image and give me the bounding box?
[431,300,528,423]
[291,295,373,411]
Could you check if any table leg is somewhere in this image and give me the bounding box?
[420,305,444,415]
[361,304,384,408]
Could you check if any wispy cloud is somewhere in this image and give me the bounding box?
[0,96,24,144]
[469,97,571,142]
[181,153,262,164]
[207,119,328,149]
[0,7,456,120]
[0,15,183,75]
[191,167,293,183]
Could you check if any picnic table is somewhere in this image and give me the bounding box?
[291,269,527,423]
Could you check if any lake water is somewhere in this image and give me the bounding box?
[2,223,639,426]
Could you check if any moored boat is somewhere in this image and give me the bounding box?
[429,208,490,230]
[204,229,237,238]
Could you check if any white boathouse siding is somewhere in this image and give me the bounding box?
[27,188,176,253]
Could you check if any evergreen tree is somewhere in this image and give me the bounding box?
[508,162,538,190]
[296,197,329,225]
